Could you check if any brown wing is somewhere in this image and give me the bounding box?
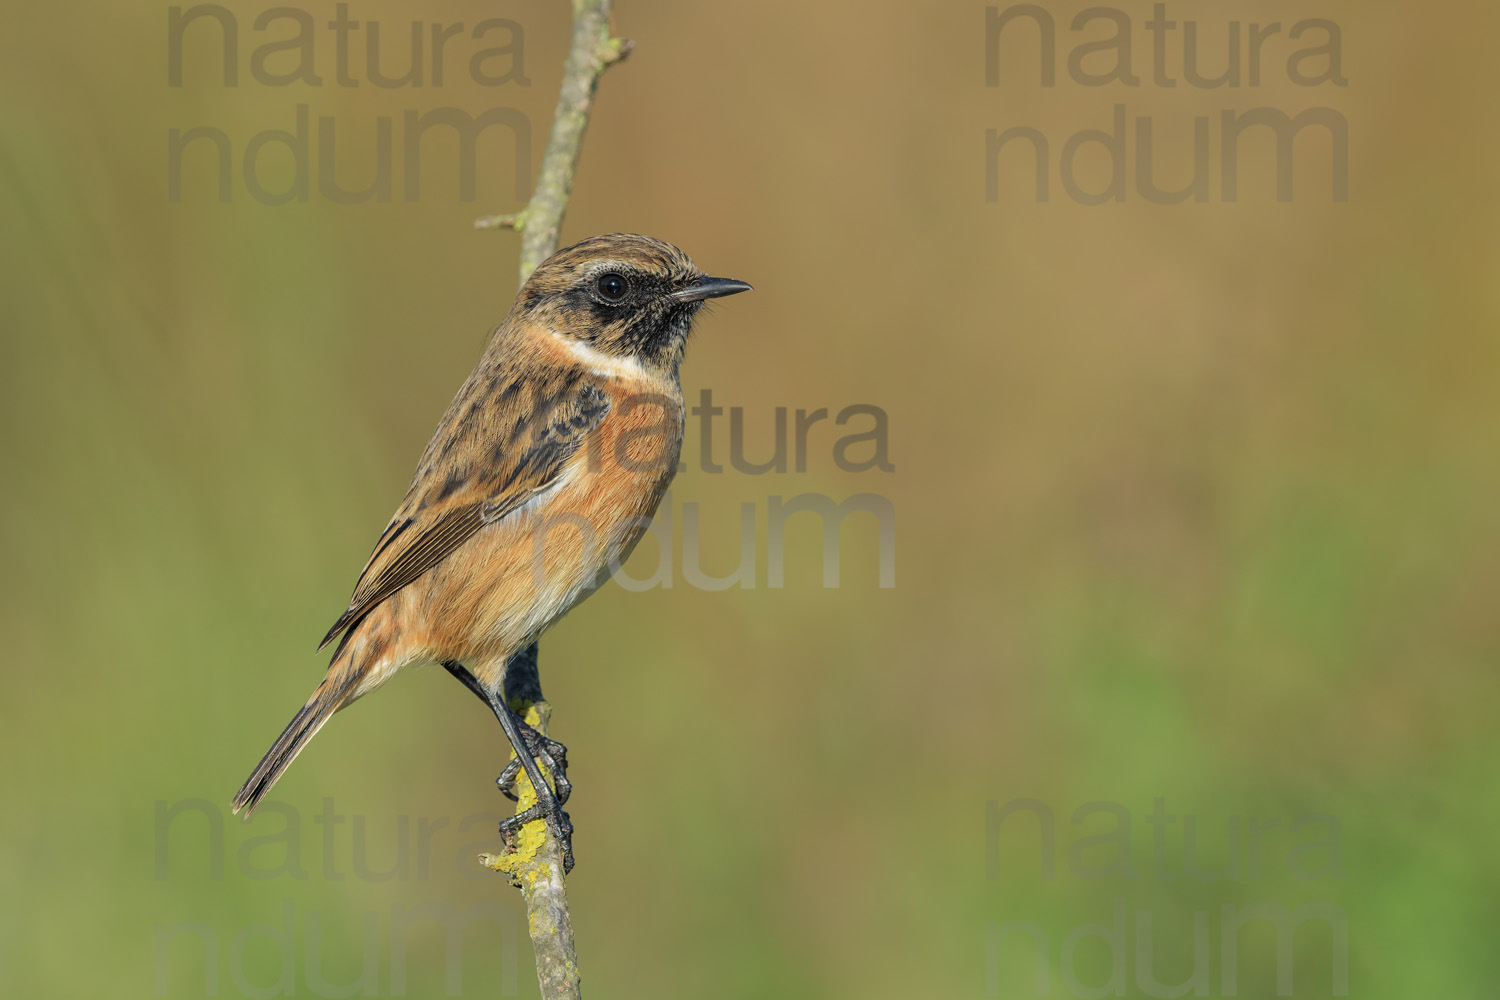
[318,376,611,650]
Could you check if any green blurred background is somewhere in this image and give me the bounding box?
[3,1,1497,997]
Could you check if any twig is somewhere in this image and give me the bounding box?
[472,3,631,999]
[474,5,633,279]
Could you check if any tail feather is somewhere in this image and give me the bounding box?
[233,677,354,816]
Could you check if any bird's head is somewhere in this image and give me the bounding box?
[513,233,752,372]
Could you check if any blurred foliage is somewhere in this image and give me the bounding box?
[2,1,1498,997]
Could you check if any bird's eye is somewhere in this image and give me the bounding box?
[595,272,628,302]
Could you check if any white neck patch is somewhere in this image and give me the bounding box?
[547,328,647,380]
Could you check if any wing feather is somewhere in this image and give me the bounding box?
[317,376,610,650]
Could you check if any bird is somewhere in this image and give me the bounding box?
[232,233,752,869]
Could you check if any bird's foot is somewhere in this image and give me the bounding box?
[496,720,570,804]
[498,801,574,874]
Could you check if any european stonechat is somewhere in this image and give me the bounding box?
[233,234,751,867]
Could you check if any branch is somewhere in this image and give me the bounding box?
[478,645,578,998]
[475,3,633,283]
[472,4,631,999]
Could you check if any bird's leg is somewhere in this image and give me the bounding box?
[441,658,571,803]
[488,690,574,872]
[441,659,575,873]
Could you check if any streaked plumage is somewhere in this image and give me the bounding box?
[234,234,751,822]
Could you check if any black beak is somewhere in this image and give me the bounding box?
[671,276,753,303]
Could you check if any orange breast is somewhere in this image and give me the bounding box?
[423,375,684,665]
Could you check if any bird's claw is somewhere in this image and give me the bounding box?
[498,802,575,873]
